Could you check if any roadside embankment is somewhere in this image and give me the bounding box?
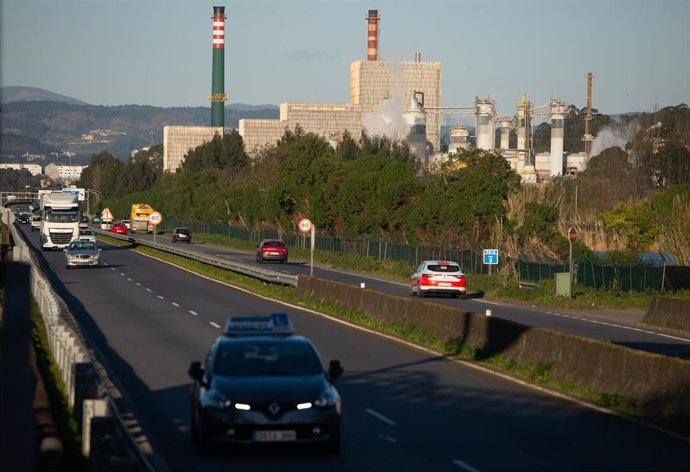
[297,275,690,429]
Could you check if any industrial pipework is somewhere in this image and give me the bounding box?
[210,6,227,128]
[366,9,380,61]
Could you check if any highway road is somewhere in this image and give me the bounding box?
[132,229,690,359]
[15,224,690,471]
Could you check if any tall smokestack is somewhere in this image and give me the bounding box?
[210,6,227,128]
[366,10,380,61]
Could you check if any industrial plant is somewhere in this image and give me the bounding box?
[163,7,594,182]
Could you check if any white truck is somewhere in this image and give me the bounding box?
[40,192,81,251]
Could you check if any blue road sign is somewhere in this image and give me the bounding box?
[483,249,499,265]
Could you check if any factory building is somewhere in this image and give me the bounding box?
[240,103,363,153]
[239,10,441,159]
[163,126,223,172]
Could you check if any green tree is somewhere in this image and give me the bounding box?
[656,141,690,186]
[77,151,125,199]
[335,130,360,160]
[181,130,248,174]
[277,133,341,230]
[334,154,418,238]
[405,149,519,245]
[122,144,163,193]
[600,202,659,252]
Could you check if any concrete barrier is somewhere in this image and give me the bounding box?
[297,275,690,424]
[643,296,690,331]
[10,222,160,471]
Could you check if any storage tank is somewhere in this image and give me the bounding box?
[403,92,427,160]
[449,125,469,153]
[475,98,495,150]
[498,117,511,150]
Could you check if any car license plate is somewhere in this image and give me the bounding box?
[253,430,296,442]
[269,251,279,255]
[438,282,451,287]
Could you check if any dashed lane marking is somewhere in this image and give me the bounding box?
[365,409,397,426]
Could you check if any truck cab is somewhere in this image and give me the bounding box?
[40,192,81,251]
[130,203,154,234]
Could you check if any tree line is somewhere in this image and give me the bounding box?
[78,104,690,264]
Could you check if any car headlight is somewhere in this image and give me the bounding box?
[202,389,232,409]
[314,387,340,409]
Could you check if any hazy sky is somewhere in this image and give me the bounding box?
[2,0,688,115]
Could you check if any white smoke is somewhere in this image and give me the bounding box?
[362,85,407,141]
[590,120,640,157]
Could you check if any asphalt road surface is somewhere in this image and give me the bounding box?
[133,229,690,359]
[15,225,690,471]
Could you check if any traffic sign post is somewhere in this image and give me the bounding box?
[483,249,499,276]
[149,211,162,244]
[568,227,577,299]
[298,218,315,276]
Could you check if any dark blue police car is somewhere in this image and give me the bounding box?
[188,314,343,455]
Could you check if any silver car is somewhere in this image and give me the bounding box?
[78,227,97,243]
[64,240,101,269]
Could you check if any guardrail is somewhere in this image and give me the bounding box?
[94,228,299,287]
[9,218,161,471]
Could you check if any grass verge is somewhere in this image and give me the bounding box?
[30,298,88,470]
[164,230,676,311]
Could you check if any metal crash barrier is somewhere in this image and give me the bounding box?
[94,228,299,287]
[7,217,162,471]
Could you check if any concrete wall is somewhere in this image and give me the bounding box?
[644,296,690,331]
[297,275,690,423]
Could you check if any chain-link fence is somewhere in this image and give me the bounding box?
[162,220,688,292]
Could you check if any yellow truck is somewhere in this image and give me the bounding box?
[130,203,154,234]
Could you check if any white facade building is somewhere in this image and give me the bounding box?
[44,164,87,182]
[0,163,43,176]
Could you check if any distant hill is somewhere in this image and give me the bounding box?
[0,87,279,162]
[0,86,278,112]
[1,86,90,106]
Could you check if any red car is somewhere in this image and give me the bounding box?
[256,239,288,264]
[410,260,466,299]
[111,222,128,235]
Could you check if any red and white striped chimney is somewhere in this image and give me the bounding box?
[366,10,380,61]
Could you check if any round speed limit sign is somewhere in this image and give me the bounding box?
[148,211,163,226]
[298,218,313,233]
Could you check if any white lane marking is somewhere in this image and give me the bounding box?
[127,278,133,282]
[377,434,397,443]
[538,310,690,343]
[453,459,482,472]
[189,310,198,316]
[209,322,221,329]
[110,267,115,271]
[146,288,152,292]
[315,262,690,345]
[172,302,180,307]
[120,272,126,276]
[136,282,141,286]
[128,247,690,444]
[365,409,397,426]
[157,295,165,300]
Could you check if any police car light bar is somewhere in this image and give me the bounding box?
[223,313,294,336]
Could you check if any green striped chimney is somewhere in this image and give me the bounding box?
[210,6,227,128]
